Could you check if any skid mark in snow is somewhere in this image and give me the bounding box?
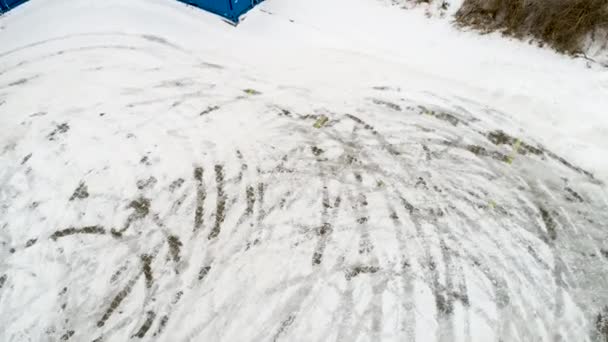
[97,273,142,328]
[193,167,206,232]
[0,31,606,342]
[167,235,182,264]
[208,165,227,240]
[68,181,89,201]
[132,310,156,339]
[50,226,106,241]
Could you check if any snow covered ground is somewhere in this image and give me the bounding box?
[1,0,608,341]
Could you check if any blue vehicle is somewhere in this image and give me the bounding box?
[0,0,264,23]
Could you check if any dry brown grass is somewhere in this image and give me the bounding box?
[455,0,608,54]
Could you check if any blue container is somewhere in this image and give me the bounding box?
[177,0,264,22]
[1,0,264,22]
[0,0,29,13]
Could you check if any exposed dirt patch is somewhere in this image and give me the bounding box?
[141,254,154,289]
[110,229,123,238]
[465,145,485,156]
[273,314,296,342]
[136,177,157,190]
[120,197,151,233]
[597,306,608,342]
[435,289,470,316]
[427,207,445,218]
[415,177,428,189]
[198,266,211,281]
[200,105,219,116]
[167,235,182,263]
[169,178,184,192]
[565,187,585,202]
[21,153,32,165]
[345,155,360,165]
[345,265,380,280]
[354,173,363,183]
[539,206,558,240]
[276,107,292,117]
[419,106,462,126]
[133,311,156,338]
[452,291,471,307]
[7,78,29,87]
[372,98,402,111]
[483,131,596,179]
[312,251,323,265]
[257,183,266,221]
[394,0,451,17]
[129,197,151,217]
[487,130,513,145]
[359,238,374,254]
[50,226,105,241]
[466,144,510,163]
[140,34,174,47]
[154,315,169,337]
[246,186,256,216]
[60,330,75,341]
[487,130,543,155]
[359,193,368,206]
[208,165,226,240]
[311,146,324,156]
[435,291,454,316]
[317,223,333,236]
[357,217,369,224]
[545,150,597,180]
[322,195,332,210]
[47,123,70,141]
[194,167,206,232]
[235,150,249,182]
[390,211,400,221]
[110,264,128,284]
[372,86,392,91]
[400,197,416,214]
[69,182,89,201]
[173,290,184,304]
[97,278,137,327]
[140,155,151,165]
[346,114,378,133]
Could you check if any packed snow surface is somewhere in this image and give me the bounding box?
[1,0,608,341]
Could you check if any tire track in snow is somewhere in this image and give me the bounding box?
[208,164,226,240]
[193,166,206,232]
[1,33,607,342]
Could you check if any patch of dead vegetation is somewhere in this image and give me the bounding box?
[455,0,608,54]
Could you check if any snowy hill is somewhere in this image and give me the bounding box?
[1,0,607,341]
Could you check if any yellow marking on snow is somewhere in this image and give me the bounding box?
[243,88,261,95]
[313,115,329,128]
[506,139,522,164]
[489,200,497,209]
